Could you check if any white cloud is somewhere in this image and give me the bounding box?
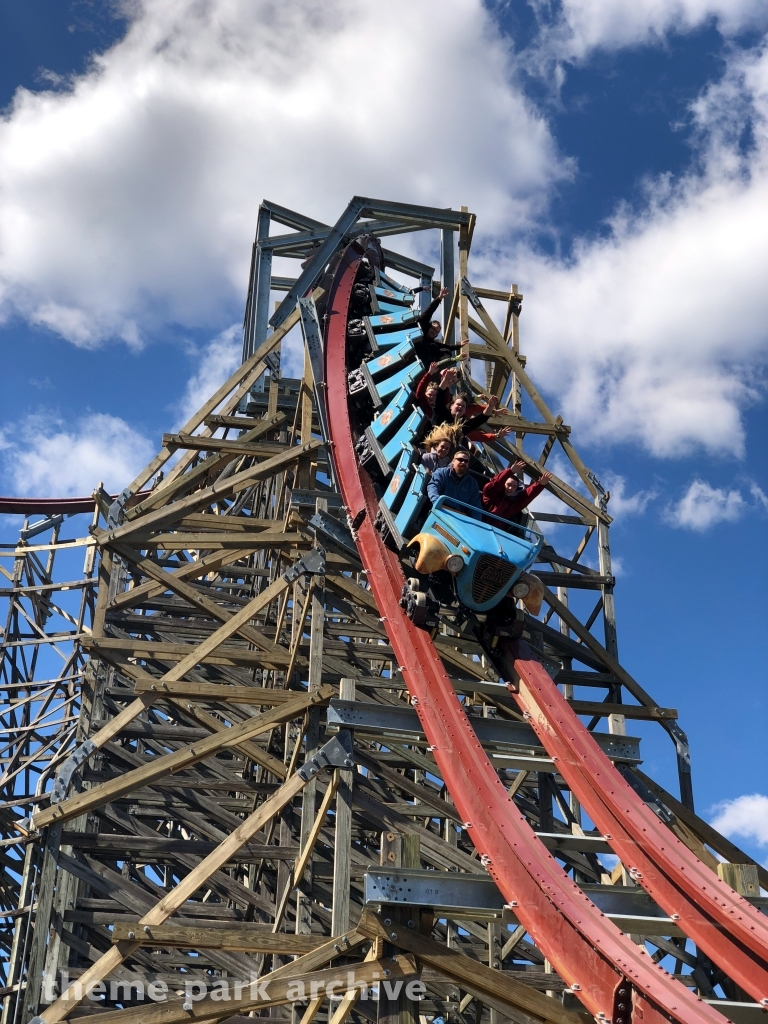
[1,1,767,468]
[666,478,746,529]
[0,0,566,349]
[0,326,261,497]
[0,414,154,497]
[710,794,768,849]
[603,473,656,516]
[483,38,768,459]
[532,0,768,61]
[176,323,241,427]
[749,482,768,510]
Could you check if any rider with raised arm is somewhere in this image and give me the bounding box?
[432,390,514,446]
[413,362,459,420]
[482,460,553,525]
[413,287,463,366]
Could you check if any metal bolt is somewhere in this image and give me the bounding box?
[127,931,135,939]
[383,918,392,926]
[390,932,397,940]
[383,969,391,978]
[143,925,151,933]
[182,1002,193,1012]
[390,956,398,963]
[407,920,415,928]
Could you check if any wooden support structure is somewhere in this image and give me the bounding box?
[1,198,758,1024]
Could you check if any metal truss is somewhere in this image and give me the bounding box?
[0,199,765,1024]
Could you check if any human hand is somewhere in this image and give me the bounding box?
[428,361,440,375]
[541,471,553,484]
[511,460,526,473]
[438,286,449,300]
[495,426,513,439]
[485,395,499,412]
[440,368,458,386]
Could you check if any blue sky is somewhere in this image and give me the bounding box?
[0,0,766,859]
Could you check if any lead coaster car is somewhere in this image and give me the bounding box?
[401,495,545,629]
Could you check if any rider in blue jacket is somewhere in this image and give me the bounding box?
[427,451,482,518]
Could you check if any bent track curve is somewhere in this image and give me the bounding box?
[499,640,768,1003]
[324,244,736,1024]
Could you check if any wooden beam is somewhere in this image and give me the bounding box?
[331,678,355,937]
[81,637,291,668]
[165,695,289,780]
[110,922,324,953]
[125,571,292,677]
[475,286,524,303]
[130,680,305,705]
[357,910,579,1024]
[32,687,333,830]
[108,546,259,612]
[113,543,285,658]
[272,774,339,932]
[41,771,351,1023]
[567,701,678,721]
[539,586,659,709]
[99,439,323,546]
[127,354,286,495]
[69,956,416,1024]
[133,528,312,550]
[126,293,317,495]
[160,433,290,456]
[131,412,288,517]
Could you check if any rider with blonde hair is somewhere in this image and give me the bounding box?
[420,424,462,473]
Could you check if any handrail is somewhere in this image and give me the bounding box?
[431,494,543,544]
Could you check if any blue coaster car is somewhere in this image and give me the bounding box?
[408,496,544,613]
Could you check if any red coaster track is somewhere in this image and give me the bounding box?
[324,243,765,1024]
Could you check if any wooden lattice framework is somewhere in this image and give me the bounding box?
[1,199,766,1024]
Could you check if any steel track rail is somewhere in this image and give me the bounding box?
[324,243,727,1024]
[493,639,768,1004]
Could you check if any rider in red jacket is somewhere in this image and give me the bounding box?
[482,461,553,519]
[413,363,458,418]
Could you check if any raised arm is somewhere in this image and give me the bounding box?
[417,286,449,334]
